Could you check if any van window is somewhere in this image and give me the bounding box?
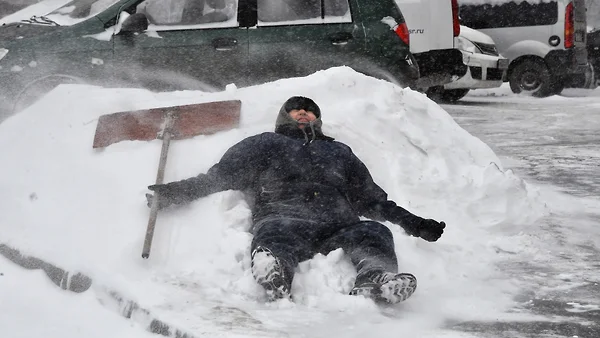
[45,0,122,25]
[459,1,558,29]
[257,0,350,25]
[138,0,237,26]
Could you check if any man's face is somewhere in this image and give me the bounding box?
[289,109,317,128]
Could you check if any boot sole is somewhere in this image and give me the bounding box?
[379,273,417,304]
[251,247,290,301]
[256,272,290,301]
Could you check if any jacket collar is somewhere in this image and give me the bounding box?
[275,124,335,143]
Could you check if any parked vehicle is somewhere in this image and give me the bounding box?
[0,0,418,117]
[426,25,509,102]
[394,0,466,91]
[458,0,592,97]
[394,0,507,102]
[587,28,600,85]
[0,2,25,18]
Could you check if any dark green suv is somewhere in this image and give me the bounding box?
[0,0,418,118]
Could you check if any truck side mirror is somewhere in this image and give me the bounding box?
[119,13,149,34]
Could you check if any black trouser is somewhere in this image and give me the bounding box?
[251,219,398,288]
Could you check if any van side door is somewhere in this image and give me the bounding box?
[459,1,558,56]
[395,0,455,53]
[246,0,366,84]
[112,0,248,91]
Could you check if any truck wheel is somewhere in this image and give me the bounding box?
[12,74,82,114]
[440,88,470,102]
[508,59,554,97]
[426,87,470,103]
[549,80,564,95]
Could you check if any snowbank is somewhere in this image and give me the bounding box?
[0,67,546,337]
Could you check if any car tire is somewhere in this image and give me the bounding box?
[548,80,565,95]
[508,59,556,97]
[425,86,470,103]
[12,74,82,114]
[440,88,470,102]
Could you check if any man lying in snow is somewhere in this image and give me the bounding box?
[147,96,446,304]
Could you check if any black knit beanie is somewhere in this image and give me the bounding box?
[274,96,333,141]
[282,96,321,117]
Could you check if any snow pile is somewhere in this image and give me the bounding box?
[0,67,546,337]
[458,0,555,5]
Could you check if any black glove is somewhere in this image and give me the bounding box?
[382,204,445,242]
[418,219,445,242]
[146,183,177,210]
[148,183,174,196]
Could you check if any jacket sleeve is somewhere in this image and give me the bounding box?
[158,134,267,205]
[344,147,424,237]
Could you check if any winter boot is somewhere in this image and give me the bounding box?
[251,246,291,301]
[350,270,417,304]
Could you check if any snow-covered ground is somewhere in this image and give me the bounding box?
[0,67,597,337]
[445,83,600,337]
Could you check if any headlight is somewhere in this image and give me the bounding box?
[0,48,8,61]
[456,37,481,54]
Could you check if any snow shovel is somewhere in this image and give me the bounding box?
[92,100,242,259]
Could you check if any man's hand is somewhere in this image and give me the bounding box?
[146,184,175,210]
[418,220,445,242]
[148,183,172,196]
[145,193,153,208]
[382,204,446,241]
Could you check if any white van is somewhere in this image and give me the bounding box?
[459,0,592,97]
[427,25,509,102]
[395,0,508,102]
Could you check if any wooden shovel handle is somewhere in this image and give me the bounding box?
[142,114,175,259]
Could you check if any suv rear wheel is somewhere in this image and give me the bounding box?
[508,59,558,97]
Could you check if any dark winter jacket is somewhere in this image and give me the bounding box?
[154,99,429,236]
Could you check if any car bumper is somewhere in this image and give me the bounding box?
[546,47,596,88]
[545,48,589,78]
[413,48,467,89]
[444,51,508,90]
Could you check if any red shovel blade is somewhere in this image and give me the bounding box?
[93,100,241,148]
